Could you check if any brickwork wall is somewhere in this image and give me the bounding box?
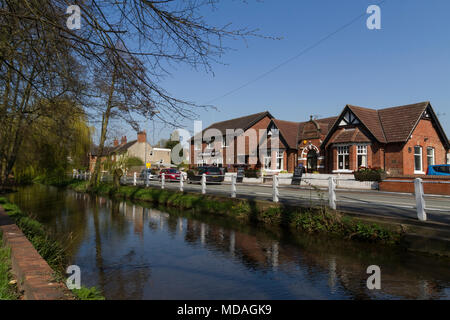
[0,206,74,300]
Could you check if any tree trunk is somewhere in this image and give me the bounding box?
[89,67,117,188]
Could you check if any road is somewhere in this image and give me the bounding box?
[127,178,450,225]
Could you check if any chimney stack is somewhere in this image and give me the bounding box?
[137,131,147,143]
[113,138,119,147]
[121,136,127,145]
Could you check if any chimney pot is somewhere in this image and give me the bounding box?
[121,136,127,145]
[113,139,119,147]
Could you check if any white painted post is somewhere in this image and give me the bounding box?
[72,169,76,179]
[133,172,137,186]
[201,173,206,194]
[414,178,427,221]
[161,173,165,190]
[329,177,336,210]
[273,175,279,203]
[179,173,184,192]
[231,174,237,198]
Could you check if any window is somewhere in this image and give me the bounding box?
[414,146,423,173]
[337,146,349,170]
[264,151,272,170]
[357,145,368,168]
[276,151,284,170]
[222,136,229,148]
[427,147,435,167]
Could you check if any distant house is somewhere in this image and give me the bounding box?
[89,131,172,172]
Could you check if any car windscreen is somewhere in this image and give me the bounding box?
[434,166,450,173]
[167,169,179,173]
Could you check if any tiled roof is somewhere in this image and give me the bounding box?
[324,102,449,146]
[348,105,387,143]
[110,140,137,154]
[378,102,428,143]
[327,127,371,145]
[272,119,301,149]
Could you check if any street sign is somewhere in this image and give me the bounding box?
[146,162,151,169]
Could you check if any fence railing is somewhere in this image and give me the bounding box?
[71,169,449,222]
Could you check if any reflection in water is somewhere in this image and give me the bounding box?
[7,184,450,300]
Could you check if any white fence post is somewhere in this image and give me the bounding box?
[180,174,184,192]
[133,172,137,186]
[231,174,237,198]
[201,173,206,194]
[161,173,165,190]
[329,177,336,210]
[273,175,279,203]
[414,178,427,221]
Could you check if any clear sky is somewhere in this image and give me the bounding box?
[115,0,450,145]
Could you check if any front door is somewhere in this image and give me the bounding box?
[307,150,318,172]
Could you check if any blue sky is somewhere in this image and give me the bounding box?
[118,0,450,144]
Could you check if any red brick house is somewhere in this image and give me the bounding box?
[260,116,336,173]
[189,102,449,175]
[190,111,273,171]
[322,102,450,175]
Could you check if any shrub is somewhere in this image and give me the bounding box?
[244,169,259,178]
[354,167,386,182]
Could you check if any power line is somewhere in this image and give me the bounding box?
[204,0,387,105]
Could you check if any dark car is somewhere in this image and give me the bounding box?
[187,166,224,184]
[139,169,157,180]
[158,168,182,181]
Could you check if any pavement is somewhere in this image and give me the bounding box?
[127,179,450,225]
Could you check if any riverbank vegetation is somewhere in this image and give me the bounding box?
[0,233,19,300]
[0,197,104,300]
[68,181,401,245]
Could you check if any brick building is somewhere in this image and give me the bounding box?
[190,111,273,171]
[189,102,450,175]
[322,102,450,175]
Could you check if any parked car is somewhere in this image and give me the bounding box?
[426,164,450,176]
[158,168,182,181]
[187,166,224,184]
[139,169,157,180]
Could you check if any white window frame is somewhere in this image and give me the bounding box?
[276,151,284,171]
[357,145,368,168]
[337,146,350,171]
[427,147,435,167]
[263,151,272,170]
[414,146,424,174]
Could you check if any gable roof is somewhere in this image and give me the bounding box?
[272,119,302,149]
[323,102,450,148]
[110,140,138,154]
[191,111,273,141]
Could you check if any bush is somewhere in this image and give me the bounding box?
[244,169,259,178]
[354,167,386,182]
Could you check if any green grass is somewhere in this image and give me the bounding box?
[67,182,401,245]
[0,197,105,300]
[0,233,19,300]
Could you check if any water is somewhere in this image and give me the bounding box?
[6,184,450,300]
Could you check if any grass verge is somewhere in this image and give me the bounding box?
[0,197,104,300]
[0,232,19,300]
[69,180,402,245]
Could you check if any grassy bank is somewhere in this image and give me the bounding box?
[0,232,19,300]
[70,180,401,245]
[0,197,104,300]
